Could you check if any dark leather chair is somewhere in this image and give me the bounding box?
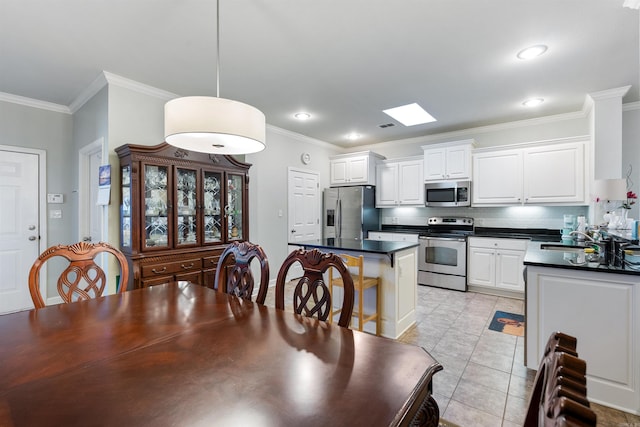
[524,332,597,426]
[214,241,269,304]
[275,248,354,327]
[29,242,129,309]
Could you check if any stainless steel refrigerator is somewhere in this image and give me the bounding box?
[323,186,379,240]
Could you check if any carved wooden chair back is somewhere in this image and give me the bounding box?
[275,248,354,327]
[524,332,597,427]
[28,242,129,309]
[214,241,270,304]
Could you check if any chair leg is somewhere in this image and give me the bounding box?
[375,282,381,336]
[358,286,364,332]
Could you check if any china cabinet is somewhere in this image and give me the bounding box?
[116,142,250,289]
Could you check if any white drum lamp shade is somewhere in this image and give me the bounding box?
[164,96,266,155]
[593,178,627,202]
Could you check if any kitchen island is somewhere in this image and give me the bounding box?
[524,242,640,415]
[291,238,418,339]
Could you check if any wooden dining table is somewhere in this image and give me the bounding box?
[0,282,442,427]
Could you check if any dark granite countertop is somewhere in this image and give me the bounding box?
[524,241,640,276]
[474,227,561,242]
[292,238,418,255]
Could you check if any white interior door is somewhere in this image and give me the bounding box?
[0,147,46,313]
[79,139,105,244]
[288,168,321,243]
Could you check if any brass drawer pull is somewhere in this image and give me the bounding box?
[181,263,195,270]
[151,267,167,274]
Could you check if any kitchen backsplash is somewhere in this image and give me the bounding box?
[380,206,589,229]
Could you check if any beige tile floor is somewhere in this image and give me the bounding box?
[264,283,640,426]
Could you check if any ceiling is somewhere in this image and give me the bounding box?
[1,1,638,148]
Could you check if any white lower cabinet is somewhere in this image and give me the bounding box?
[467,237,527,294]
[526,266,640,413]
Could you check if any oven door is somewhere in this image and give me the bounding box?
[419,236,466,276]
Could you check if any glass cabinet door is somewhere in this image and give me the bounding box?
[203,171,222,243]
[226,173,244,241]
[121,165,132,248]
[176,167,198,246]
[143,164,169,249]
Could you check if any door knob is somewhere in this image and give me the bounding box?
[28,225,36,230]
[83,236,92,242]
[28,236,37,241]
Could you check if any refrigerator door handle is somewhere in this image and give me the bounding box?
[337,199,341,239]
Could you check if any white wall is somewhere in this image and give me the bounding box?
[622,106,640,221]
[0,101,75,299]
[246,126,341,274]
[353,111,589,159]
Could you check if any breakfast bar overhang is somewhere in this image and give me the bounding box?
[291,238,419,339]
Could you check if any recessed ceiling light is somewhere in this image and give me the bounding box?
[294,112,311,120]
[517,45,548,60]
[346,132,361,141]
[382,103,436,126]
[523,98,544,107]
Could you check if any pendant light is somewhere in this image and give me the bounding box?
[164,0,266,155]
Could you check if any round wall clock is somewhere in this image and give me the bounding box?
[301,153,311,165]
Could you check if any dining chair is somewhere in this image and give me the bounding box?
[214,241,269,304]
[28,241,129,309]
[328,254,381,335]
[524,331,597,426]
[275,248,354,327]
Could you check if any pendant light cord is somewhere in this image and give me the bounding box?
[216,0,220,98]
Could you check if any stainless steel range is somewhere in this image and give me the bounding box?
[418,217,474,291]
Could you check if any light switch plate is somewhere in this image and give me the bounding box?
[47,193,63,204]
[49,209,62,219]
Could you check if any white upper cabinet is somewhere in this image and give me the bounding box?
[330,151,385,187]
[523,143,585,204]
[376,162,399,206]
[472,139,587,206]
[473,149,523,204]
[422,140,474,181]
[375,157,424,207]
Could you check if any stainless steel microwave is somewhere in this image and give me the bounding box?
[424,181,471,207]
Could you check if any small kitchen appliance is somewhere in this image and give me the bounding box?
[424,181,471,207]
[418,216,474,291]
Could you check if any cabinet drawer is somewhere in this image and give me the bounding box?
[203,254,222,271]
[468,237,528,251]
[141,275,173,288]
[142,258,203,277]
[175,271,202,285]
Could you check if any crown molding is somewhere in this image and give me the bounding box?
[266,124,341,151]
[361,109,588,152]
[69,71,178,113]
[0,92,71,114]
[623,0,640,9]
[623,101,640,111]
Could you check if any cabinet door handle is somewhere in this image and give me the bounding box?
[181,263,195,270]
[151,267,167,274]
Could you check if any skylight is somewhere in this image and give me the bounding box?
[382,103,436,126]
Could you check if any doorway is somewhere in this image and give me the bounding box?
[79,138,106,244]
[0,146,47,314]
[287,168,321,243]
